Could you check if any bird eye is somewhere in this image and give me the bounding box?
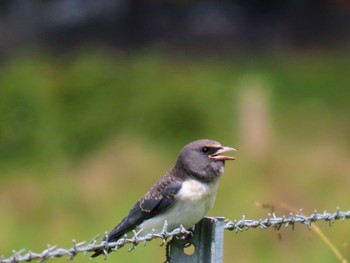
[201,147,209,154]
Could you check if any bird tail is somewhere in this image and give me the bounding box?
[91,248,111,258]
[90,235,112,258]
[90,249,103,258]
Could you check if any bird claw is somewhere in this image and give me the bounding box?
[179,228,194,240]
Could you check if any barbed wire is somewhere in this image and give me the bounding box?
[1,208,349,263]
[225,208,350,232]
[0,223,191,263]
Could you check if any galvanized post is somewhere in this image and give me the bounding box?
[168,217,225,263]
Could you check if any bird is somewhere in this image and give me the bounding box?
[91,139,236,258]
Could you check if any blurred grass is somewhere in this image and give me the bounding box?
[0,50,349,262]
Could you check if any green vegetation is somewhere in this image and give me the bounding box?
[0,50,349,262]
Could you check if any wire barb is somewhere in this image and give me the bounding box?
[0,209,349,263]
[224,209,350,232]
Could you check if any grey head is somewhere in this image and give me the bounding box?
[174,139,236,183]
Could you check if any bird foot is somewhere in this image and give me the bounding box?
[179,226,194,240]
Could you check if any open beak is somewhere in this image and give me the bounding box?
[209,146,236,161]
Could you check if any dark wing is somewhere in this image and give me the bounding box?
[91,174,182,258]
[107,178,182,241]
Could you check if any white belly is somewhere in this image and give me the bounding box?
[139,179,219,234]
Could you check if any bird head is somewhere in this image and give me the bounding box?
[176,139,236,183]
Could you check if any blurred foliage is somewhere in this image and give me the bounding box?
[1,51,350,167]
[0,50,349,262]
[0,52,239,166]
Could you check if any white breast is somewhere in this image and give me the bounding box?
[177,179,218,203]
[140,179,219,234]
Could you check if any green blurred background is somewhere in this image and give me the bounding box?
[0,1,350,262]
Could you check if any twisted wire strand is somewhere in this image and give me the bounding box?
[224,208,350,232]
[1,209,349,263]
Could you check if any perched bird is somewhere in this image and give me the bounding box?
[91,139,236,258]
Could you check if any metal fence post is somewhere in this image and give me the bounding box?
[168,217,225,263]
